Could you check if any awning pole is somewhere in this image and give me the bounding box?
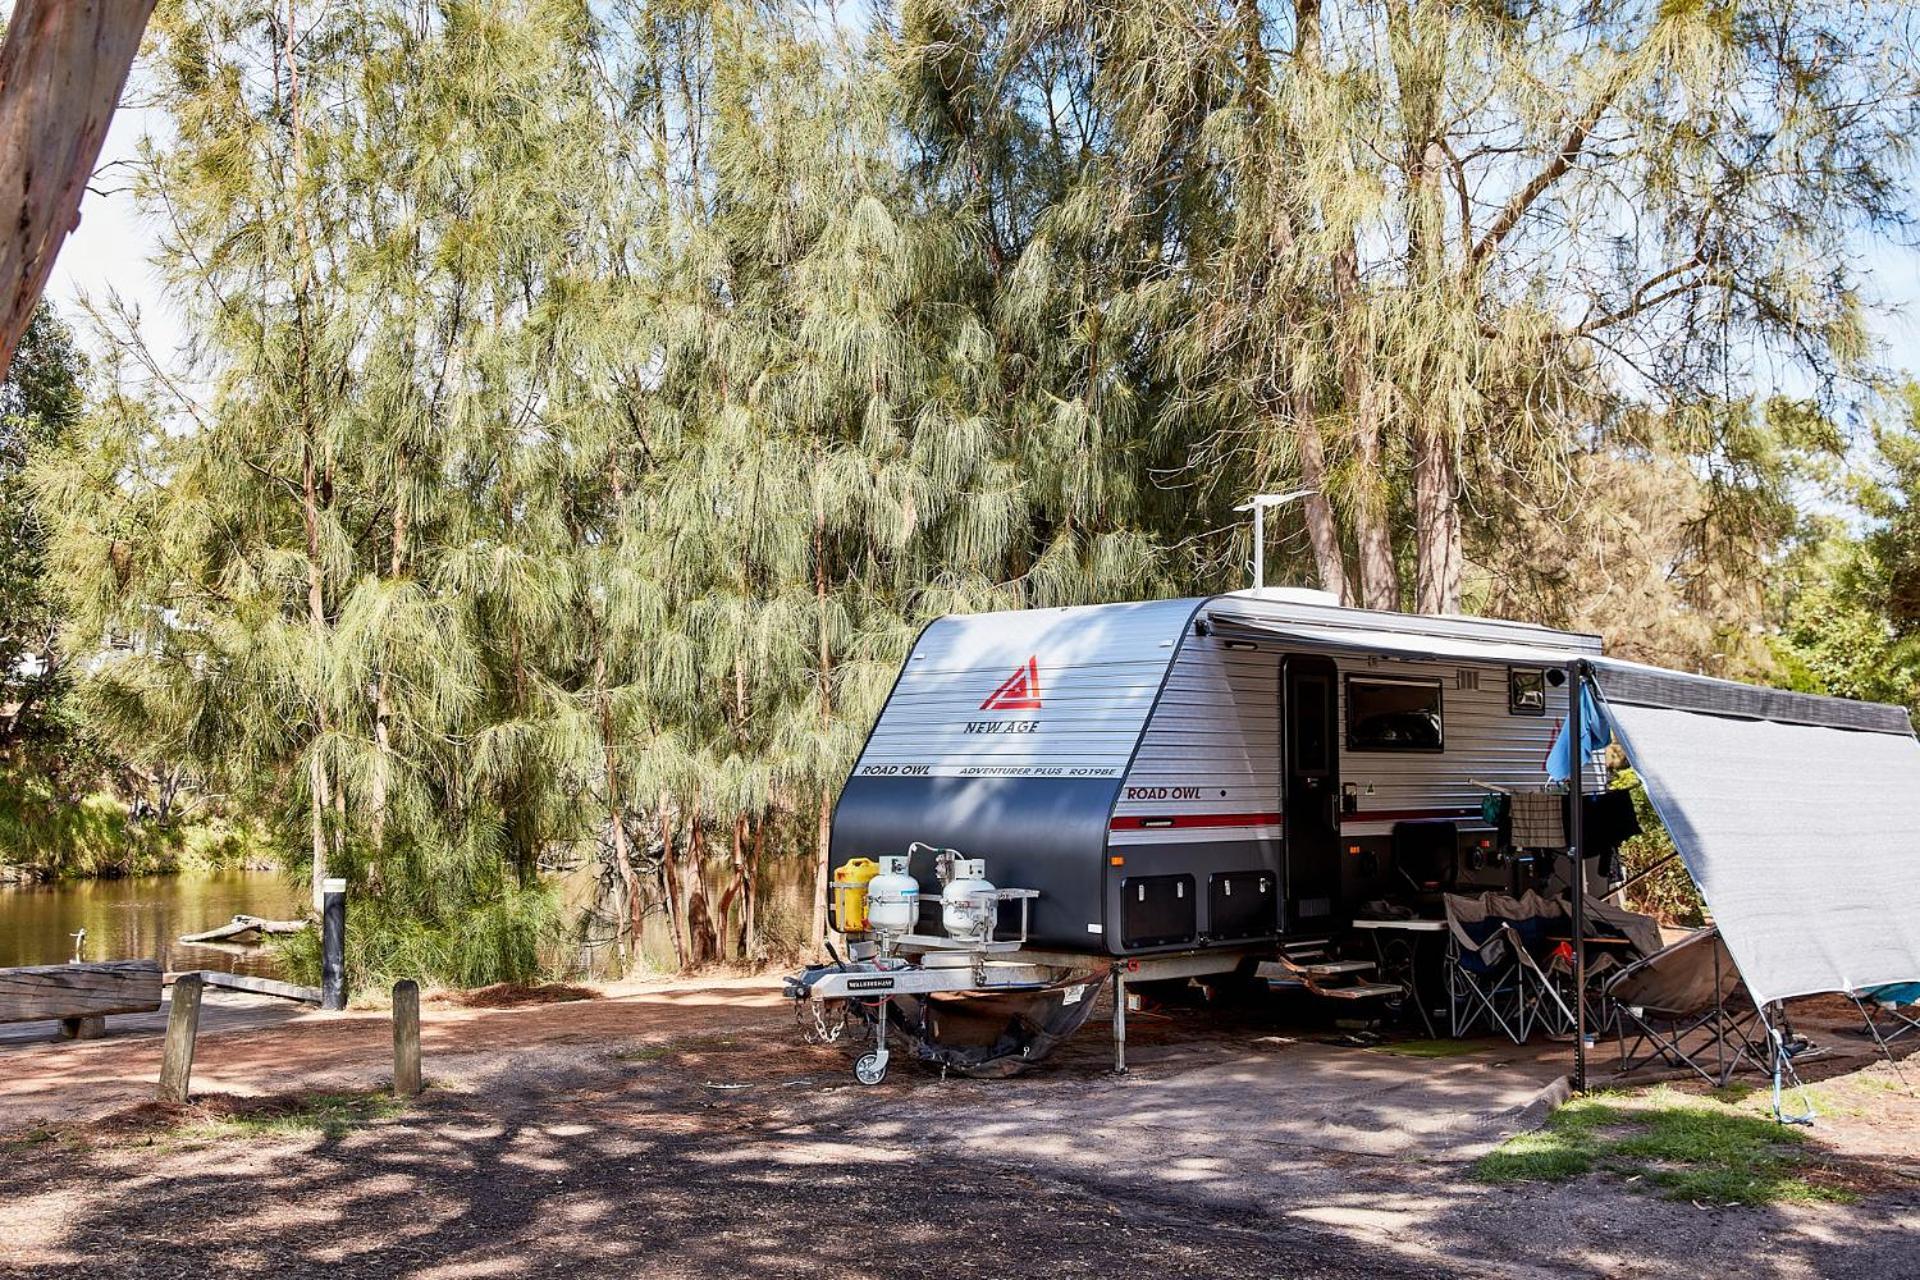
[1568,659,1588,1093]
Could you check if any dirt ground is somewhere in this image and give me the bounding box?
[2,978,1917,1279]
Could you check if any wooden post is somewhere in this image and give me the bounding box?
[158,972,203,1104]
[320,877,347,1011]
[392,979,420,1098]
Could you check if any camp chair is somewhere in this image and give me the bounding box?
[1851,982,1920,1056]
[1538,895,1664,1039]
[1444,893,1524,1040]
[1444,892,1574,1042]
[1603,926,1767,1087]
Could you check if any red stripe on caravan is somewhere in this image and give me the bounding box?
[1108,811,1284,832]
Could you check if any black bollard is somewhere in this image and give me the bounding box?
[321,877,347,1011]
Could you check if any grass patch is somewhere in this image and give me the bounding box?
[0,1126,63,1155]
[615,1033,738,1063]
[1475,1086,1851,1205]
[1371,1038,1490,1060]
[169,1092,405,1143]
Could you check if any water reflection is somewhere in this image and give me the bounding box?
[0,869,302,977]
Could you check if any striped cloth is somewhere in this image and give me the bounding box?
[1509,791,1566,849]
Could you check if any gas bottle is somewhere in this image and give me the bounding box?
[940,857,998,945]
[865,855,920,939]
[830,857,881,933]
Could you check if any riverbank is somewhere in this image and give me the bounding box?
[2,978,1917,1278]
[0,771,276,884]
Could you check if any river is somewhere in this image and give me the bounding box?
[0,869,302,977]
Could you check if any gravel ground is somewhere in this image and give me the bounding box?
[1,979,1917,1279]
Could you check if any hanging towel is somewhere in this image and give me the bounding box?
[1547,683,1611,784]
[1510,791,1566,849]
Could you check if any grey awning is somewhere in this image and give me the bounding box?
[1591,656,1914,735]
[1204,611,1597,668]
[1589,664,1920,1007]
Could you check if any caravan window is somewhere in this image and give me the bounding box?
[1509,668,1547,715]
[1346,676,1444,752]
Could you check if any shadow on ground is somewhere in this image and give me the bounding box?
[3,989,1918,1279]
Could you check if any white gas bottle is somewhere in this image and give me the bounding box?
[865,854,921,939]
[941,857,998,945]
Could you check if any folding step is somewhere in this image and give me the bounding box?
[1313,982,1404,1001]
[1254,957,1375,982]
[1300,959,1375,978]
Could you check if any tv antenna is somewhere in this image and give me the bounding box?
[1233,491,1316,590]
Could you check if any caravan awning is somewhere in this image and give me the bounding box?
[1590,658,1920,1007]
[1204,609,1599,668]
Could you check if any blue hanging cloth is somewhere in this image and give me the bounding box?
[1546,682,1610,784]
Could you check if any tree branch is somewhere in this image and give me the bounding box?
[1468,67,1629,271]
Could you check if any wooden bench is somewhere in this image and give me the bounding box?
[0,960,164,1039]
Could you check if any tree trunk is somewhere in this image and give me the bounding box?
[1292,388,1349,603]
[594,637,642,959]
[720,813,747,959]
[302,441,331,912]
[1333,234,1398,610]
[658,790,687,969]
[1389,0,1461,617]
[685,794,717,966]
[810,501,834,958]
[0,0,156,380]
[369,459,407,872]
[744,815,763,962]
[1341,321,1398,611]
[609,813,641,969]
[1414,431,1463,614]
[811,786,832,960]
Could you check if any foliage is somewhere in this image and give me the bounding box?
[0,305,92,769]
[29,1,1920,982]
[915,0,1919,613]
[1611,767,1705,927]
[276,877,561,992]
[1477,399,1848,676]
[1476,1086,1850,1205]
[1770,387,1920,718]
[0,767,272,880]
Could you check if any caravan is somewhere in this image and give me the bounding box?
[786,584,1920,1085]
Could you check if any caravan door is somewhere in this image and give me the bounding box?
[1283,655,1341,928]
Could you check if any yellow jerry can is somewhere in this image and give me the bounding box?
[831,857,882,933]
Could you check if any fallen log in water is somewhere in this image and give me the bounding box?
[177,914,309,945]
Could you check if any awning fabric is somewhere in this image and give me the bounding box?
[1590,658,1920,1007]
[1204,611,1597,668]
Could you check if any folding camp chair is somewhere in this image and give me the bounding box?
[1444,893,1525,1041]
[1538,894,1664,1040]
[1603,926,1767,1087]
[1444,892,1576,1042]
